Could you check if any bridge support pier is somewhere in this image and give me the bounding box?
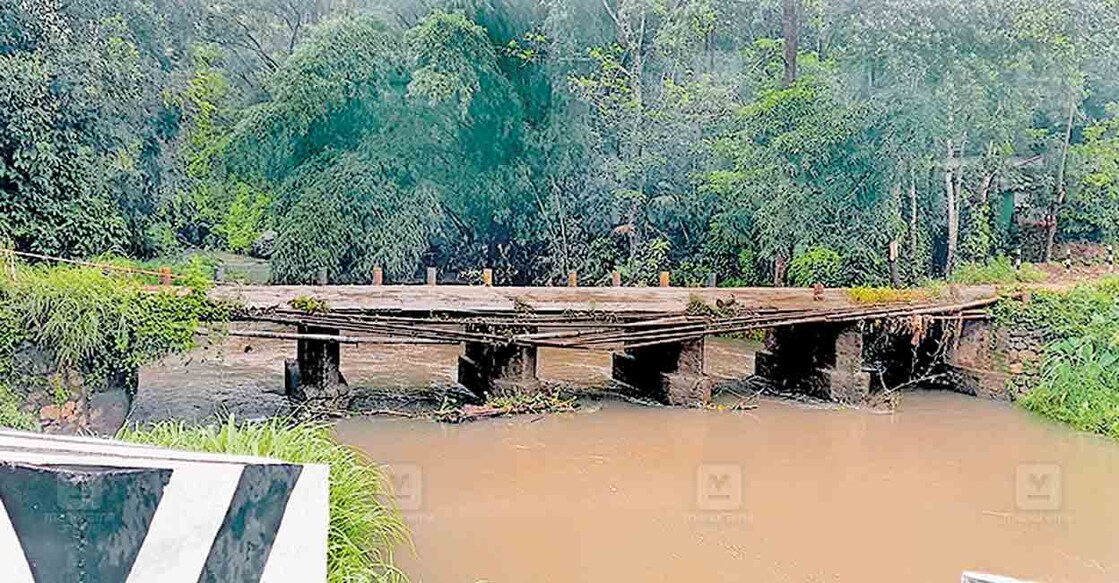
[755,323,871,404]
[612,338,711,406]
[288,325,349,404]
[457,325,538,400]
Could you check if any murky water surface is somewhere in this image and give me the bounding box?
[338,392,1119,583]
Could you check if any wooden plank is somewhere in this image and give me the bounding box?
[212,284,1000,315]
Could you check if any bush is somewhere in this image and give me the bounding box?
[0,263,226,386]
[118,419,409,583]
[787,246,842,287]
[997,277,1119,439]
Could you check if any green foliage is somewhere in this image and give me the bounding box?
[1020,336,1119,438]
[996,278,1119,439]
[0,264,226,385]
[787,247,842,287]
[950,257,1048,285]
[847,287,931,304]
[0,383,36,430]
[290,295,331,314]
[118,418,409,583]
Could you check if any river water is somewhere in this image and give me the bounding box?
[338,386,1119,582]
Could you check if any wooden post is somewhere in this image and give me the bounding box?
[315,267,328,285]
[426,266,438,285]
[158,266,172,286]
[705,272,717,288]
[659,271,670,287]
[888,240,900,287]
[611,270,622,287]
[482,268,493,287]
[567,271,578,287]
[372,267,383,286]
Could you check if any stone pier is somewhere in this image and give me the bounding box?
[754,323,871,404]
[611,338,711,406]
[288,325,349,404]
[457,325,538,400]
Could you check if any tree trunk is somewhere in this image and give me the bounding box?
[781,0,798,87]
[1045,99,1076,263]
[945,141,958,276]
[909,172,918,275]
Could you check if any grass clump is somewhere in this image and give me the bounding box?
[1,264,226,380]
[950,256,1047,285]
[118,418,410,583]
[847,286,929,303]
[290,295,331,314]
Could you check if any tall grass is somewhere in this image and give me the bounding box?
[119,418,410,583]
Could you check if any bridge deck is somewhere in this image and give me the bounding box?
[212,284,1000,315]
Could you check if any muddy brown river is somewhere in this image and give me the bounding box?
[338,390,1119,582]
[140,333,1119,581]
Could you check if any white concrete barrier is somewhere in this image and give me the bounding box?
[0,429,328,583]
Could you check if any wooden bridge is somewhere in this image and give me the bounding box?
[212,284,1001,406]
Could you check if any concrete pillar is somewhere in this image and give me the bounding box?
[754,323,871,404]
[426,267,437,285]
[567,271,578,287]
[291,325,348,404]
[611,270,622,287]
[371,267,383,286]
[457,325,538,400]
[823,325,872,404]
[612,338,710,406]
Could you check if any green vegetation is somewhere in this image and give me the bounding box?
[949,257,1048,285]
[847,287,933,304]
[4,0,1119,286]
[118,418,409,583]
[290,295,332,315]
[0,263,228,428]
[996,277,1119,438]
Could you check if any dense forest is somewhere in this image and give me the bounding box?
[3,0,1119,286]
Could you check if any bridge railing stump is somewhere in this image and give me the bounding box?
[457,324,538,400]
[290,325,349,404]
[612,338,711,406]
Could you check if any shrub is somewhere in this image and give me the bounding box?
[118,419,409,583]
[0,263,226,386]
[787,246,842,287]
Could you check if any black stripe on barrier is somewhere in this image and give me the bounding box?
[197,463,303,583]
[0,462,170,583]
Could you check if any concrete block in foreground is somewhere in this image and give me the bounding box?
[0,430,328,583]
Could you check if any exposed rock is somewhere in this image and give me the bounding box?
[250,230,276,259]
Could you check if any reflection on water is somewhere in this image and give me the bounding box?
[337,391,1119,582]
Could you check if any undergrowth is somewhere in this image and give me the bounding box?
[0,263,229,428]
[847,286,931,303]
[996,276,1119,438]
[118,418,409,583]
[950,256,1047,285]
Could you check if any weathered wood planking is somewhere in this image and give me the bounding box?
[212,284,1000,315]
